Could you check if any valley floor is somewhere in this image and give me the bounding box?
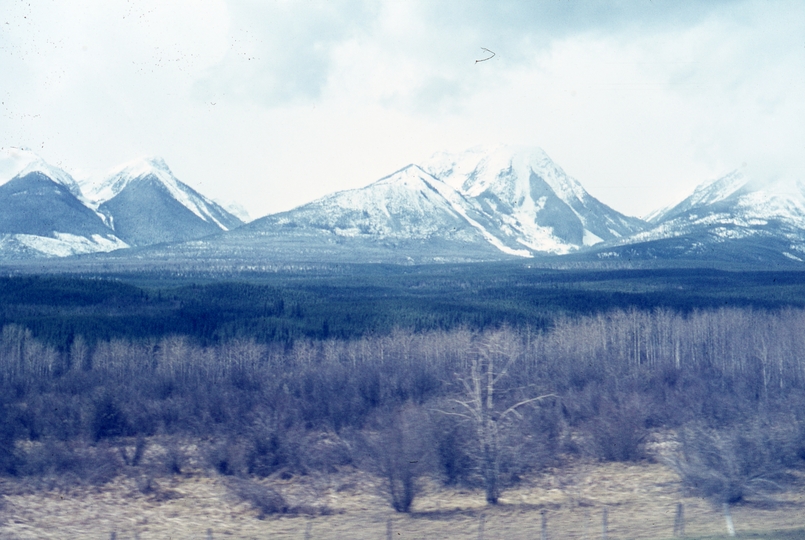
[2,458,804,539]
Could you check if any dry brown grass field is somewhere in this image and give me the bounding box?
[2,454,804,540]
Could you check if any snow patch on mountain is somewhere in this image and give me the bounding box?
[0,232,128,258]
[84,156,235,230]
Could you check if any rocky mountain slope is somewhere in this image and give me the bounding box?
[0,148,127,258]
[423,145,646,253]
[83,157,243,246]
[584,169,805,264]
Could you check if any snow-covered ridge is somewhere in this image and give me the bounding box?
[378,165,533,257]
[84,156,232,230]
[623,170,805,263]
[650,170,805,227]
[423,144,589,205]
[687,170,747,208]
[420,144,645,255]
[0,147,84,199]
[263,147,645,259]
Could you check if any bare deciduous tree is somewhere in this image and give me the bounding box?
[438,329,554,504]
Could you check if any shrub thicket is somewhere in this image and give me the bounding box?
[1,308,805,507]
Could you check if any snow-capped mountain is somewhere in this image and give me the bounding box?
[422,145,646,254]
[141,146,647,265]
[1,147,85,200]
[0,148,127,259]
[83,157,244,246]
[211,164,514,263]
[586,170,805,264]
[225,145,646,263]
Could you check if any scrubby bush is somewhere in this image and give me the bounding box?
[430,409,475,486]
[583,393,651,462]
[668,419,798,504]
[91,393,131,441]
[206,439,248,477]
[17,440,122,488]
[226,477,289,518]
[360,405,433,513]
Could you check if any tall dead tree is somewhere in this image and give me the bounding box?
[440,329,554,504]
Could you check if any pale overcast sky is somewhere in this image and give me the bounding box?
[1,0,803,219]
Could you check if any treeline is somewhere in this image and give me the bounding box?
[4,267,805,350]
[2,307,805,510]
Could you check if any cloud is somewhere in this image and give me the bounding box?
[1,0,803,219]
[194,0,377,105]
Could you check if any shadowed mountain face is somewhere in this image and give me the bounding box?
[90,157,244,247]
[99,175,230,246]
[0,172,112,237]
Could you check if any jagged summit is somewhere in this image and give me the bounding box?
[85,156,214,221]
[422,145,646,253]
[425,144,557,193]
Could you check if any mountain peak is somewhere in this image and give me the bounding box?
[0,147,82,197]
[649,169,805,225]
[374,164,433,186]
[421,144,581,201]
[85,156,180,204]
[418,144,644,252]
[114,155,173,180]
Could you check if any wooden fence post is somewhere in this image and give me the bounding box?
[478,513,486,540]
[584,510,590,540]
[386,519,393,540]
[541,509,548,540]
[722,503,735,537]
[673,502,685,537]
[602,507,608,540]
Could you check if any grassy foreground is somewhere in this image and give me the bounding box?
[2,455,804,539]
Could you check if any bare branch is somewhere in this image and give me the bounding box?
[492,355,518,386]
[430,408,475,422]
[447,398,482,421]
[499,394,557,423]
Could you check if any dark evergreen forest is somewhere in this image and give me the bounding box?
[2,264,804,348]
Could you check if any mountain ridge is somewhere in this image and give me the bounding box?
[2,145,804,266]
[0,150,242,258]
